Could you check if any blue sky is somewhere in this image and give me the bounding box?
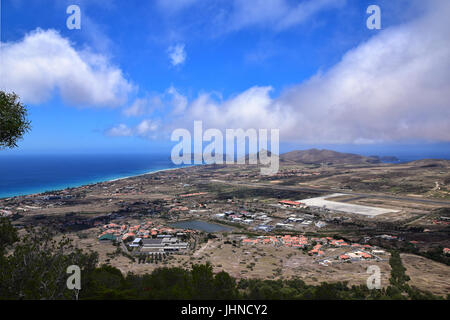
[1,0,449,156]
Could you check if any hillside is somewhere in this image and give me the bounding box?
[279,148,380,165]
[405,159,450,168]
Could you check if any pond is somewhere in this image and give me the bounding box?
[170,220,232,233]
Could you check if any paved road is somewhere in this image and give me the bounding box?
[207,179,450,206]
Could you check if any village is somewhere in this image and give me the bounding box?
[93,207,389,267]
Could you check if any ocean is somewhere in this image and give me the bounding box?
[0,153,181,199]
[1,146,449,199]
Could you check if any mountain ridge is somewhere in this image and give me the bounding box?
[279,148,380,165]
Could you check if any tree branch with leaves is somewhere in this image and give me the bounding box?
[0,91,31,149]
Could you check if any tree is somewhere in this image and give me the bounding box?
[0,217,18,256]
[0,225,98,299]
[213,271,238,299]
[81,265,128,300]
[0,91,31,149]
[190,263,215,299]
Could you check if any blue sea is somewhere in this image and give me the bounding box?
[0,153,181,199]
[0,146,449,199]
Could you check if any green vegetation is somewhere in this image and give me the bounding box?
[388,250,410,289]
[0,91,31,149]
[420,247,450,266]
[0,218,446,300]
[0,218,97,299]
[387,250,442,300]
[399,242,450,266]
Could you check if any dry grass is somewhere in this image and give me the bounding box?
[401,253,450,297]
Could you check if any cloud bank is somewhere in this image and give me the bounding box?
[0,29,133,107]
[159,0,450,143]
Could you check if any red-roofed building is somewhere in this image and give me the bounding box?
[122,232,135,241]
[279,200,304,207]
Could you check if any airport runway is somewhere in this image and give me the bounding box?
[208,179,450,206]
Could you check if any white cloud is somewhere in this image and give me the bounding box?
[227,0,345,31]
[106,120,160,139]
[106,124,133,137]
[136,119,160,137]
[167,86,188,114]
[276,0,346,30]
[179,86,292,130]
[168,43,186,66]
[0,28,133,107]
[164,0,450,143]
[123,99,150,117]
[123,96,163,117]
[157,0,346,33]
[123,86,187,117]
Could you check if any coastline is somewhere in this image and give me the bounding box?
[108,165,191,182]
[0,165,193,200]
